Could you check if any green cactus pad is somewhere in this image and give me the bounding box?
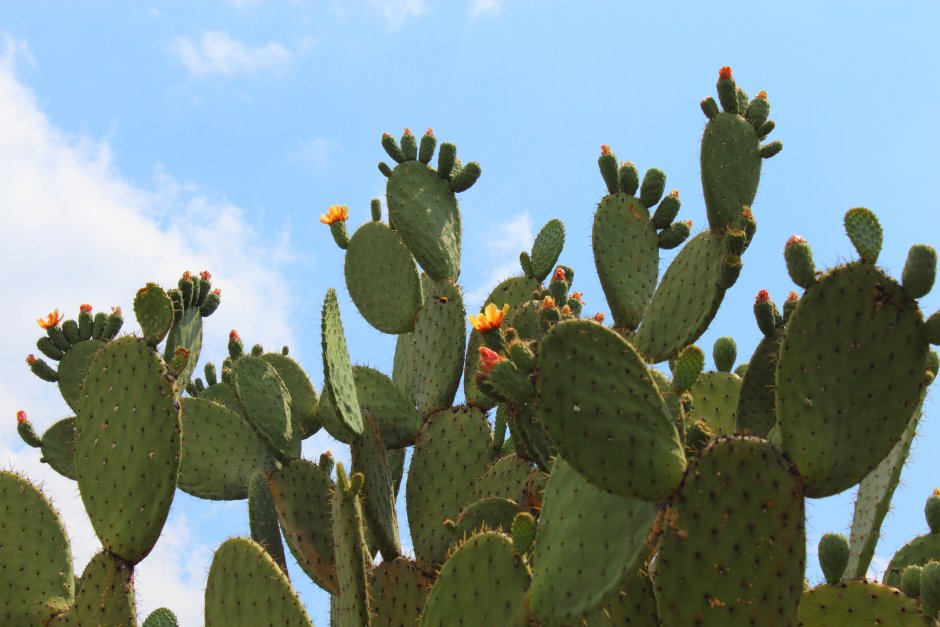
[592,192,659,329]
[468,454,532,504]
[47,551,136,627]
[318,365,421,447]
[504,402,556,471]
[581,572,659,627]
[818,533,850,584]
[262,352,320,439]
[163,307,203,390]
[200,380,246,411]
[57,338,105,412]
[406,406,493,568]
[351,414,400,559]
[776,262,928,498]
[143,607,179,627]
[332,464,371,627]
[654,437,804,627]
[464,276,540,408]
[322,288,364,436]
[369,557,434,627]
[75,336,180,564]
[204,537,313,627]
[451,497,522,541]
[798,581,930,626]
[178,398,274,500]
[689,371,742,436]
[393,330,417,402]
[0,471,74,625]
[537,319,686,501]
[40,416,77,480]
[386,160,462,281]
[846,399,923,579]
[634,231,728,362]
[885,533,940,588]
[269,459,338,594]
[530,458,656,626]
[345,221,423,333]
[734,331,782,437]
[701,111,762,233]
[410,278,466,416]
[528,218,566,282]
[232,355,299,463]
[844,206,884,264]
[248,471,288,574]
[419,531,530,627]
[133,283,174,346]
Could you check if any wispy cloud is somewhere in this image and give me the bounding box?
[464,212,533,310]
[470,0,503,20]
[365,0,428,28]
[0,33,295,621]
[290,137,334,170]
[167,31,293,79]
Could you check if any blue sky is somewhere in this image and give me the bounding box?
[1,1,939,624]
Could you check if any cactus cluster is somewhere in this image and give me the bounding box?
[4,67,940,626]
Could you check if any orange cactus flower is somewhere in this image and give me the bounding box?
[320,205,349,225]
[200,270,212,281]
[25,354,36,366]
[37,309,63,329]
[212,288,221,296]
[553,267,566,282]
[572,292,584,304]
[757,90,767,99]
[593,312,605,323]
[229,329,240,342]
[79,304,92,313]
[468,303,510,333]
[478,346,504,374]
[182,271,192,280]
[16,410,27,424]
[541,296,556,310]
[719,66,733,81]
[111,306,122,317]
[560,304,572,315]
[600,144,611,156]
[786,291,799,303]
[756,290,771,304]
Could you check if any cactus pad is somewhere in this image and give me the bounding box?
[654,437,804,626]
[451,496,522,541]
[406,406,493,568]
[47,551,136,627]
[75,336,181,564]
[468,454,532,504]
[369,558,433,627]
[528,218,566,282]
[322,288,364,436]
[419,531,530,626]
[580,572,659,627]
[410,278,466,416]
[178,398,274,500]
[133,283,174,346]
[40,416,77,480]
[700,111,763,233]
[345,221,423,333]
[537,319,686,501]
[350,414,400,559]
[204,537,312,627]
[689,371,742,436]
[885,532,940,588]
[269,459,338,594]
[262,352,320,439]
[386,160,462,281]
[331,464,371,627]
[634,231,728,362]
[318,365,421,448]
[734,331,782,436]
[0,471,74,625]
[232,355,299,463]
[776,262,928,497]
[530,458,656,625]
[57,338,105,412]
[798,580,930,626]
[592,192,659,329]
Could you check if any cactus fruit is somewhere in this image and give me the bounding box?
[818,533,850,584]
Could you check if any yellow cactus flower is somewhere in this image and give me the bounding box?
[37,308,63,329]
[320,205,349,225]
[468,303,510,333]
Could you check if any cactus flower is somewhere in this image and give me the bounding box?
[320,205,349,225]
[719,66,733,81]
[600,144,611,156]
[36,308,63,329]
[468,303,510,333]
[403,127,412,135]
[786,235,806,247]
[182,271,192,280]
[787,291,799,303]
[229,329,240,342]
[212,288,221,296]
[553,267,566,282]
[572,292,584,304]
[79,304,92,313]
[25,354,36,366]
[756,289,771,304]
[111,306,122,316]
[478,346,504,374]
[593,312,605,323]
[757,90,768,99]
[200,270,212,281]
[16,410,27,424]
[541,296,556,310]
[425,128,434,136]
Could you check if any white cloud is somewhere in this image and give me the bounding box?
[290,137,334,169]
[470,0,502,20]
[464,212,533,310]
[365,0,428,28]
[167,31,293,79]
[0,33,295,621]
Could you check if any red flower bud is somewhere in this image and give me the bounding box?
[478,346,504,374]
[229,330,240,342]
[600,144,611,156]
[553,267,566,282]
[16,410,27,424]
[80,304,92,313]
[786,235,806,247]
[200,270,212,281]
[26,354,36,366]
[719,66,733,81]
[756,290,771,304]
[787,291,799,303]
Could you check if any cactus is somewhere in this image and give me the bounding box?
[5,66,940,627]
